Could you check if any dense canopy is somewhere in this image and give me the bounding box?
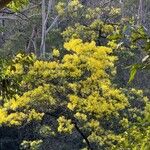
[0,0,149,150]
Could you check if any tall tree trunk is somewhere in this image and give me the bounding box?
[40,0,46,58]
[0,12,5,45]
[120,0,125,18]
[137,0,143,25]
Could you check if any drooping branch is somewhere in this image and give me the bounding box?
[44,110,93,150]
[73,121,93,150]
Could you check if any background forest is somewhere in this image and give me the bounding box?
[0,0,150,150]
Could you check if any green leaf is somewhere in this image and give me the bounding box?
[128,64,141,83]
[107,33,123,40]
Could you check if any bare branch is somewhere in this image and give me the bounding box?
[46,0,71,34]
[0,15,16,19]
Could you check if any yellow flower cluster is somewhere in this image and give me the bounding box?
[75,112,87,121]
[57,116,74,133]
[87,119,100,129]
[0,108,26,126]
[21,140,43,150]
[28,60,61,80]
[28,109,44,122]
[55,2,65,15]
[68,0,83,13]
[63,20,115,42]
[0,84,55,126]
[85,8,101,19]
[0,108,7,125]
[56,0,83,17]
[110,7,121,15]
[6,63,23,76]
[62,23,97,41]
[52,49,60,57]
[0,106,43,126]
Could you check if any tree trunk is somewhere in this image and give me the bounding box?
[120,0,125,18]
[137,0,143,25]
[40,0,46,58]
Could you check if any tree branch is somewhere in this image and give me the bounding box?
[0,15,16,19]
[46,0,71,35]
[44,111,93,150]
[73,121,93,150]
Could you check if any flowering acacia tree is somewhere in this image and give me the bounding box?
[0,39,149,149]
